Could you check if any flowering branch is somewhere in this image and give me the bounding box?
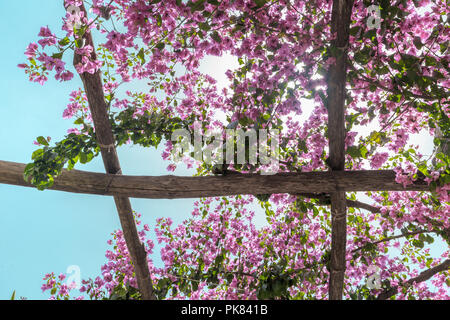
[376,259,450,300]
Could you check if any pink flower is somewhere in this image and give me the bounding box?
[38,26,53,38]
[38,37,57,48]
[345,131,358,148]
[67,128,81,135]
[57,70,74,81]
[370,152,389,169]
[63,102,82,119]
[25,43,38,58]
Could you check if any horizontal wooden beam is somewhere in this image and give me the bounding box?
[0,160,430,199]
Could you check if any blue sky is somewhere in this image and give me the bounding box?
[0,1,201,299]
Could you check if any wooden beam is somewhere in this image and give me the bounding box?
[67,1,155,300]
[326,0,354,300]
[0,160,430,198]
[329,191,347,299]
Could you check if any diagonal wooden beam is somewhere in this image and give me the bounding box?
[326,0,354,300]
[0,160,430,197]
[66,1,155,300]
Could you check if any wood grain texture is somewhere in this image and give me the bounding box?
[327,0,354,171]
[0,160,430,198]
[69,1,155,300]
[329,191,347,300]
[326,0,355,300]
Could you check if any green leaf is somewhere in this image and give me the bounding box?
[436,152,448,163]
[79,152,88,164]
[31,149,44,161]
[424,234,434,244]
[74,118,84,125]
[199,22,211,31]
[52,52,64,60]
[211,31,222,43]
[23,162,34,178]
[354,49,370,64]
[413,37,423,50]
[36,136,49,146]
[156,14,162,27]
[412,239,424,248]
[58,37,70,46]
[253,0,268,8]
[10,290,16,300]
[360,145,368,159]
[155,42,165,51]
[425,56,437,66]
[137,48,146,64]
[377,65,389,75]
[349,26,361,36]
[347,146,361,158]
[189,0,205,12]
[73,26,87,37]
[75,38,84,48]
[363,29,377,40]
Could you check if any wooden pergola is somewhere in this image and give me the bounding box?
[1,0,448,300]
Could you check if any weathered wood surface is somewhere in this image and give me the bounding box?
[0,160,430,198]
[329,191,348,300]
[326,0,355,300]
[68,1,155,300]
